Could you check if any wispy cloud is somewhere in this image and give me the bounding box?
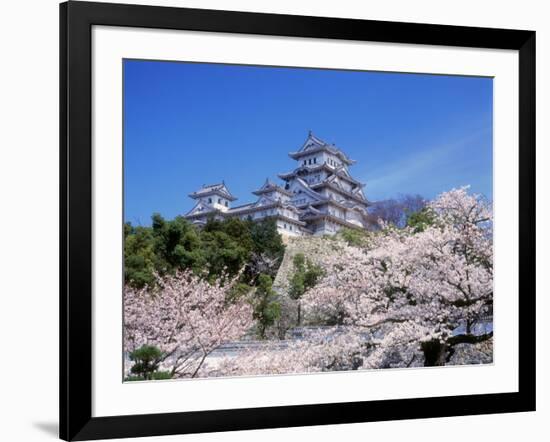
[362,127,491,201]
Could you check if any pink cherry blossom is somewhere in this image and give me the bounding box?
[124,270,253,378]
[125,187,493,378]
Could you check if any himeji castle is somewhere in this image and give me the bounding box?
[184,132,372,236]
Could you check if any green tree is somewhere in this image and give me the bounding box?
[406,207,437,233]
[124,213,285,289]
[152,214,203,272]
[200,230,249,279]
[288,253,324,325]
[227,282,253,303]
[222,217,254,251]
[253,274,281,339]
[338,228,368,247]
[124,224,156,287]
[249,218,285,260]
[127,345,168,381]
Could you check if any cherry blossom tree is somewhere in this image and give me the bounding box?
[302,186,493,368]
[124,270,254,378]
[209,327,366,377]
[215,187,494,376]
[126,187,493,379]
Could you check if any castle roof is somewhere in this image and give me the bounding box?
[228,194,300,214]
[291,177,328,202]
[252,178,293,196]
[184,201,220,219]
[278,164,365,187]
[310,181,371,206]
[223,197,305,226]
[288,131,356,165]
[189,182,237,201]
[299,212,367,230]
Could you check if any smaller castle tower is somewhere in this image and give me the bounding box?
[184,182,237,225]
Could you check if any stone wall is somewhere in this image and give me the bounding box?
[273,235,341,294]
[270,235,345,338]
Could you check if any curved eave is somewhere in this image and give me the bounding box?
[310,182,371,206]
[301,213,367,230]
[225,208,305,227]
[309,199,359,211]
[298,204,322,217]
[288,146,355,165]
[227,201,279,215]
[273,215,307,227]
[188,190,238,201]
[184,209,222,219]
[326,174,365,188]
[278,172,296,180]
[279,166,364,187]
[252,187,293,197]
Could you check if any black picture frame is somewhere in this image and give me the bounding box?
[60,1,536,440]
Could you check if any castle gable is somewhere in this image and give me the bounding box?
[254,195,277,207]
[185,201,218,218]
[189,182,236,201]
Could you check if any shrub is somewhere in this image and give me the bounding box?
[128,344,163,380]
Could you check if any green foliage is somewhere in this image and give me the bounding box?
[151,214,203,272]
[200,229,249,280]
[124,375,144,382]
[288,272,305,300]
[252,274,281,339]
[288,253,324,300]
[124,215,285,287]
[125,370,173,382]
[338,228,368,247]
[249,218,285,259]
[227,282,253,303]
[128,345,164,381]
[293,252,306,268]
[124,224,156,287]
[406,208,437,233]
[304,262,324,288]
[288,253,324,326]
[150,370,173,380]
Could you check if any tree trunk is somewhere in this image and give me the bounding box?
[421,339,447,366]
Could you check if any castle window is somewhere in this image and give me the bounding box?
[303,160,306,165]
[284,223,287,229]
[218,198,222,204]
[225,201,228,207]
[208,197,212,203]
[314,157,317,164]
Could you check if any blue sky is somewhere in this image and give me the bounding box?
[124,59,493,225]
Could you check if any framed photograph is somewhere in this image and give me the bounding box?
[60,1,536,440]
